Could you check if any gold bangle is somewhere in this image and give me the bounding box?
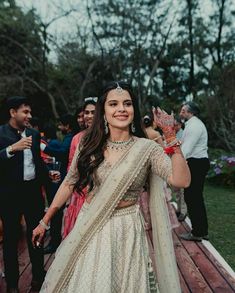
[167,139,181,147]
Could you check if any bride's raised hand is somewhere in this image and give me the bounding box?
[152,107,176,145]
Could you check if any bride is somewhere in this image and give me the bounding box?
[32,80,190,293]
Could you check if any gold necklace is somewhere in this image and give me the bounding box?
[106,137,134,151]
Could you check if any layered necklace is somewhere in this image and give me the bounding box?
[106,136,134,151]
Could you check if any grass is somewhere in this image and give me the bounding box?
[204,181,235,271]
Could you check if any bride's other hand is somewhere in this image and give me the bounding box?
[32,225,45,248]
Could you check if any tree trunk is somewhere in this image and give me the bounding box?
[187,0,195,97]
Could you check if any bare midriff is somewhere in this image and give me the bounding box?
[85,194,137,209]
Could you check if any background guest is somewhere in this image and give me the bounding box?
[62,97,97,238]
[0,96,49,292]
[41,114,75,254]
[179,101,210,241]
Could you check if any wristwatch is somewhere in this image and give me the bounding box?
[6,145,14,155]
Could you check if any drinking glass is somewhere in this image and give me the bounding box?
[49,161,61,183]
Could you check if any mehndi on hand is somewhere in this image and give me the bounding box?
[152,107,176,145]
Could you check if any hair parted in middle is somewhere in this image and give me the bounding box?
[73,80,146,195]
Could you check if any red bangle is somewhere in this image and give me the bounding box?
[164,146,175,155]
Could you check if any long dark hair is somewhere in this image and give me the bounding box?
[74,81,146,194]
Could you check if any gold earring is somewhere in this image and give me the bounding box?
[104,117,109,134]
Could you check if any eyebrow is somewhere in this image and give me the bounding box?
[107,99,132,102]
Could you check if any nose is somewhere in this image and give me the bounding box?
[117,104,125,112]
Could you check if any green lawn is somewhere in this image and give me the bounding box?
[204,181,235,271]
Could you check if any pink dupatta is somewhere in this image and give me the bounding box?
[62,131,86,239]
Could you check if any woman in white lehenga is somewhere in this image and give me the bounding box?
[32,81,190,293]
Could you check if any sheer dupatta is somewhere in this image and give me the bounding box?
[149,175,181,292]
[42,139,181,293]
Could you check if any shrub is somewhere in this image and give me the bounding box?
[207,152,235,187]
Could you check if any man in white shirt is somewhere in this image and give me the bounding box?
[179,102,210,241]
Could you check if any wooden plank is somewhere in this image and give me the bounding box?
[18,263,31,293]
[199,243,235,291]
[172,232,191,292]
[44,253,55,271]
[0,230,52,293]
[19,255,52,293]
[179,220,235,291]
[178,268,191,293]
[1,214,235,293]
[19,237,52,293]
[172,231,213,292]
[0,227,28,293]
[175,224,235,292]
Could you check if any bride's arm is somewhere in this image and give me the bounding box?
[41,180,74,227]
[32,145,80,246]
[151,107,190,188]
[167,148,190,188]
[150,143,190,188]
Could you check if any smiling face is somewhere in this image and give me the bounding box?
[77,111,84,128]
[10,104,32,130]
[104,89,134,133]
[84,104,96,128]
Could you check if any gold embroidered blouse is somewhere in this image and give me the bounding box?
[65,137,172,202]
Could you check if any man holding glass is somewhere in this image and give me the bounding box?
[0,96,49,292]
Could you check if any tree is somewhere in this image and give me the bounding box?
[0,1,53,118]
[83,0,176,111]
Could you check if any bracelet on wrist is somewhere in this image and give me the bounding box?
[166,139,177,147]
[164,146,175,155]
[39,219,50,230]
[167,139,182,147]
[165,135,176,144]
[7,145,14,155]
[164,143,182,156]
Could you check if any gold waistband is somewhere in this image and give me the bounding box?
[112,204,138,217]
[81,201,138,217]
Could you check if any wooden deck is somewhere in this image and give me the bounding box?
[0,227,55,293]
[1,211,235,293]
[173,220,235,292]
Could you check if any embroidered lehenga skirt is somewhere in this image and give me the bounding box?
[42,202,158,293]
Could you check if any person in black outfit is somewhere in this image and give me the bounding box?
[0,96,50,293]
[41,114,75,254]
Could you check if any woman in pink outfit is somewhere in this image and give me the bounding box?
[62,97,97,238]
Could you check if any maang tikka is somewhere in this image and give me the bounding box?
[115,82,123,94]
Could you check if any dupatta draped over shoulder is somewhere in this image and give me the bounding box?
[41,138,181,293]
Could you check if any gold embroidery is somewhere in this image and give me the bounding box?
[54,139,156,292]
